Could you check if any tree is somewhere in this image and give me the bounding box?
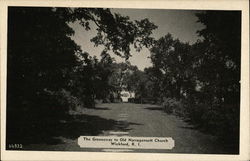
[147,11,241,152]
[7,7,158,144]
[144,67,163,102]
[7,7,80,117]
[7,7,158,110]
[193,11,241,148]
[70,8,158,59]
[94,51,114,101]
[149,34,193,100]
[195,11,241,105]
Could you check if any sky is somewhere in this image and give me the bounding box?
[69,9,205,70]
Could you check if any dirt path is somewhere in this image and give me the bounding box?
[25,103,225,154]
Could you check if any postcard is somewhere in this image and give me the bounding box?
[0,0,249,161]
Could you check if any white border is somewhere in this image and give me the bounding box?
[0,0,249,161]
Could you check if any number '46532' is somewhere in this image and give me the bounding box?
[8,144,23,149]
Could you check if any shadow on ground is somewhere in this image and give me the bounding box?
[6,114,142,148]
[143,106,163,111]
[92,106,110,110]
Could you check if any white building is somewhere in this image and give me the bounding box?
[120,90,135,102]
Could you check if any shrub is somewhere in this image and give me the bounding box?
[162,98,180,114]
[128,98,135,103]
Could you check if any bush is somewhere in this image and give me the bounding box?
[182,97,240,151]
[133,97,156,104]
[128,98,135,103]
[172,100,186,117]
[185,102,208,126]
[162,98,181,114]
[215,104,240,145]
[113,98,122,103]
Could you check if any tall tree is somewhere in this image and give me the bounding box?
[7,7,158,111]
[193,11,241,146]
[71,8,158,59]
[195,11,241,105]
[150,34,193,99]
[7,7,80,116]
[7,7,158,144]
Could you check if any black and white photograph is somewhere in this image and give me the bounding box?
[1,1,249,160]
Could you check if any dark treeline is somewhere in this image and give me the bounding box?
[7,7,157,145]
[7,7,240,153]
[141,11,241,152]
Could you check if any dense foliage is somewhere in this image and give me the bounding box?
[143,11,241,152]
[7,7,157,144]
